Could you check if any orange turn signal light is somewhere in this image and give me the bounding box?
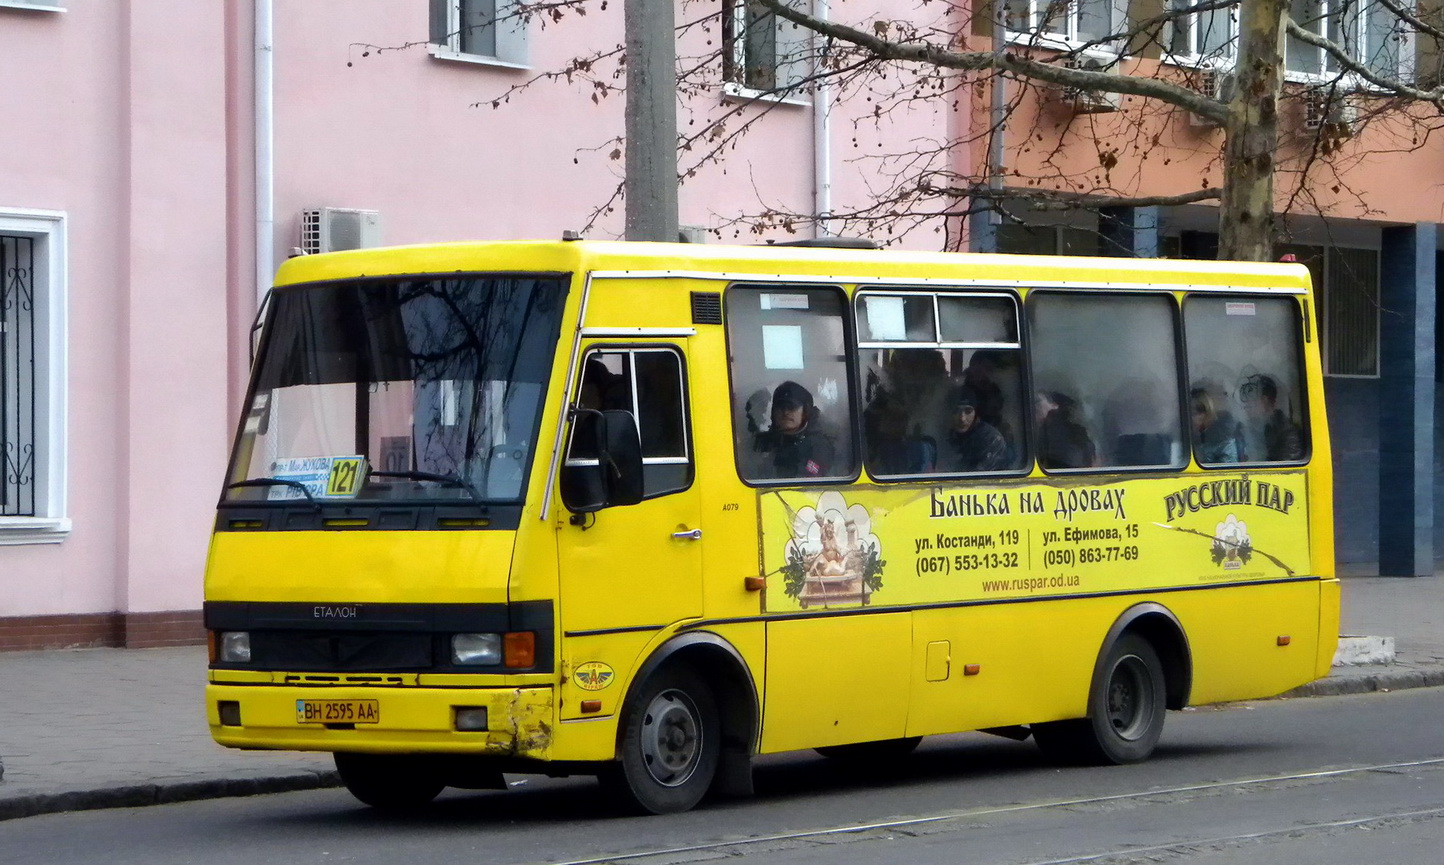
[580,700,603,714]
[744,576,766,592]
[1277,635,1292,646]
[504,631,536,668]
[964,664,981,676]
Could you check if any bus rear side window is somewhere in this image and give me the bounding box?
[1184,296,1307,465]
[725,286,857,483]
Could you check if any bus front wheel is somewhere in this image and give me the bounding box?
[334,752,446,811]
[604,666,720,814]
[1033,633,1166,766]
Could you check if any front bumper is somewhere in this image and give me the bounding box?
[207,683,555,757]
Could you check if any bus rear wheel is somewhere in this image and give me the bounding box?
[604,666,720,815]
[334,752,446,811]
[1033,633,1166,766]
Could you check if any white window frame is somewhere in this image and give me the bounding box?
[0,208,68,545]
[1163,0,1239,66]
[0,1,64,11]
[429,0,530,70]
[722,0,813,104]
[1004,0,1128,51]
[1285,0,1414,84]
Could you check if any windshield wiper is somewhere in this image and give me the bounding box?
[368,470,484,502]
[225,478,320,509]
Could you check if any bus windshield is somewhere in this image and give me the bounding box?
[224,274,567,505]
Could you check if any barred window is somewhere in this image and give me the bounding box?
[1,234,36,516]
[429,0,529,66]
[1,208,65,542]
[1287,0,1409,78]
[722,0,813,94]
[1278,243,1379,377]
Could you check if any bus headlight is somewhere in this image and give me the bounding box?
[452,633,502,665]
[219,631,252,663]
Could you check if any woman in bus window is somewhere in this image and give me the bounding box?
[1190,388,1242,464]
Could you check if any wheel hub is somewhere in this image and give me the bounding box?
[639,689,702,787]
[1106,656,1154,740]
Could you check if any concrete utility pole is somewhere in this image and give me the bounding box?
[623,0,680,242]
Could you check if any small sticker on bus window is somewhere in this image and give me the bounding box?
[762,325,805,370]
[863,296,907,341]
[1225,302,1257,316]
[761,293,810,311]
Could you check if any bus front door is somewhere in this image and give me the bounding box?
[555,344,703,719]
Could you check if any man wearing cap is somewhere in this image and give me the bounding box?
[942,386,1009,472]
[752,381,835,479]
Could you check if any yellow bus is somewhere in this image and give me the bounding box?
[206,239,1338,814]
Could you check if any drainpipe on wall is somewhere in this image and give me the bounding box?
[255,0,274,305]
[812,0,832,238]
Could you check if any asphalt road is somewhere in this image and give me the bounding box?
[3,688,1442,865]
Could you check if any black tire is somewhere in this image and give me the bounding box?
[814,736,922,761]
[603,666,720,815]
[1033,633,1166,766]
[333,752,446,811]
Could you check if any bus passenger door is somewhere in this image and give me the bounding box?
[555,345,703,677]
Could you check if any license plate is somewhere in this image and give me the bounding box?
[295,699,380,724]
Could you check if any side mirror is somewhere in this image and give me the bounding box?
[560,409,644,514]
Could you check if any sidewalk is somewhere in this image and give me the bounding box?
[2,576,1442,822]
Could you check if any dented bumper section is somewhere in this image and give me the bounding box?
[207,683,555,757]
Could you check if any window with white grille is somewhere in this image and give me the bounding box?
[0,208,67,543]
[722,0,813,94]
[429,0,529,66]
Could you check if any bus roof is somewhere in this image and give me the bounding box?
[271,239,1315,294]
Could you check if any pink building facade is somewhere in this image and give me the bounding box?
[0,0,943,648]
[4,0,1441,649]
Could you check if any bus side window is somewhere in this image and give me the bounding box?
[856,292,1026,477]
[1184,296,1307,466]
[565,348,693,500]
[724,286,857,483]
[1028,293,1185,471]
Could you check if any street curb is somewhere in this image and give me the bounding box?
[0,769,341,823]
[1280,668,1444,698]
[3,671,1443,823]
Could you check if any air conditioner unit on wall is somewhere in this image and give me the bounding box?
[300,208,382,255]
[1304,93,1358,136]
[1188,68,1236,127]
[1059,56,1122,114]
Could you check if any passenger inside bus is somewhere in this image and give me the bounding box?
[1035,391,1097,469]
[861,349,948,474]
[940,386,1009,472]
[961,349,1016,449]
[752,381,836,478]
[1104,376,1176,466]
[1242,374,1303,461]
[1190,387,1243,464]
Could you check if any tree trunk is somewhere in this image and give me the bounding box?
[1218,0,1287,261]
